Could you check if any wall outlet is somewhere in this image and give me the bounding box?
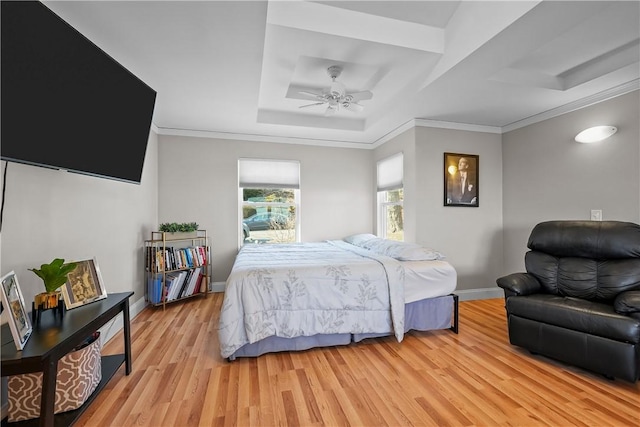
[590,209,602,221]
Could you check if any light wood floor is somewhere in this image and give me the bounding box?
[77,294,640,426]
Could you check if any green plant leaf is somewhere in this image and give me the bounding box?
[159,222,198,232]
[29,258,78,293]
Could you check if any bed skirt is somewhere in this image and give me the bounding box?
[227,294,458,361]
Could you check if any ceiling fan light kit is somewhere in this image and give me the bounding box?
[298,65,373,116]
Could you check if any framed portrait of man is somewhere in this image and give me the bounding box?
[61,258,108,309]
[444,152,479,207]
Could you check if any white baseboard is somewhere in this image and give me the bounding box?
[210,281,225,293]
[454,287,504,301]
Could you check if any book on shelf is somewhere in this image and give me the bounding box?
[185,267,202,296]
[163,273,175,301]
[199,246,207,266]
[174,271,188,300]
[178,269,193,298]
[195,271,204,294]
[164,271,181,301]
[147,276,163,304]
[167,247,175,270]
[184,248,194,268]
[156,249,164,272]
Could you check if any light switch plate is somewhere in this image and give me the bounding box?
[591,209,602,221]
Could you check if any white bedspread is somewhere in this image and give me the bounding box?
[403,260,457,303]
[218,240,405,358]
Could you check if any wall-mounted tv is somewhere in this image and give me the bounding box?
[1,1,157,184]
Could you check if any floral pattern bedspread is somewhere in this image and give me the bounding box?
[218,240,405,358]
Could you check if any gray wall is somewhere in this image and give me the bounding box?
[502,90,640,275]
[157,135,373,282]
[374,126,504,292]
[414,127,503,292]
[0,132,159,311]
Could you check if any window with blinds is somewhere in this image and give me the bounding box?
[377,153,404,241]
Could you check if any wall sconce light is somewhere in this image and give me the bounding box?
[574,125,617,143]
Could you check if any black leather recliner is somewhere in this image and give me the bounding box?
[496,220,640,382]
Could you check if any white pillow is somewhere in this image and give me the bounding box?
[361,238,445,261]
[343,233,378,246]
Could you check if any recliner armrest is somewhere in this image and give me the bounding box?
[496,273,541,296]
[614,291,640,315]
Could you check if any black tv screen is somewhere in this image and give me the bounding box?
[1,1,157,184]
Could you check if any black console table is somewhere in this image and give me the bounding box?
[1,292,133,427]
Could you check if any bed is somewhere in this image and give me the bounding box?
[218,234,458,360]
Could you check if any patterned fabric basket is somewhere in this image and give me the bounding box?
[7,332,102,422]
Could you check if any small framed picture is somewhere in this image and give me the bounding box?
[61,258,108,310]
[444,152,479,207]
[0,271,32,351]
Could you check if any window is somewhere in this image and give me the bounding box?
[239,159,300,245]
[377,153,404,241]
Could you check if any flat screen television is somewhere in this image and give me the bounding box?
[1,1,157,184]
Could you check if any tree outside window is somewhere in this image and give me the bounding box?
[380,188,403,241]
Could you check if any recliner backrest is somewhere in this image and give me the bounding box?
[524,220,640,301]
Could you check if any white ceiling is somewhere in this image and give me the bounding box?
[43,0,640,148]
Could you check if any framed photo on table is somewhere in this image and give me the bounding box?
[0,271,32,351]
[61,258,108,310]
[444,152,479,207]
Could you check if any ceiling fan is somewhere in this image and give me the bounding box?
[298,65,373,116]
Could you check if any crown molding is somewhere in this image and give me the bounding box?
[370,119,416,149]
[502,79,640,133]
[154,127,375,150]
[414,119,502,134]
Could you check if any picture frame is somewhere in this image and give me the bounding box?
[61,258,108,310]
[0,271,32,351]
[444,152,479,207]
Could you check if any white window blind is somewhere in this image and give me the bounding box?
[377,153,403,191]
[239,159,300,189]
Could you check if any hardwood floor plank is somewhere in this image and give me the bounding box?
[294,368,324,424]
[81,295,639,426]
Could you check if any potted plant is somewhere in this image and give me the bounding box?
[29,258,77,312]
[158,222,199,238]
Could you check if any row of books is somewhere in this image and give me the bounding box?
[147,266,205,304]
[146,245,208,273]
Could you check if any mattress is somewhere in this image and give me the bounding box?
[403,260,457,303]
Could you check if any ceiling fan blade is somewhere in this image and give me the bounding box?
[348,91,373,102]
[343,102,364,112]
[299,90,324,99]
[299,102,325,109]
[324,105,337,116]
